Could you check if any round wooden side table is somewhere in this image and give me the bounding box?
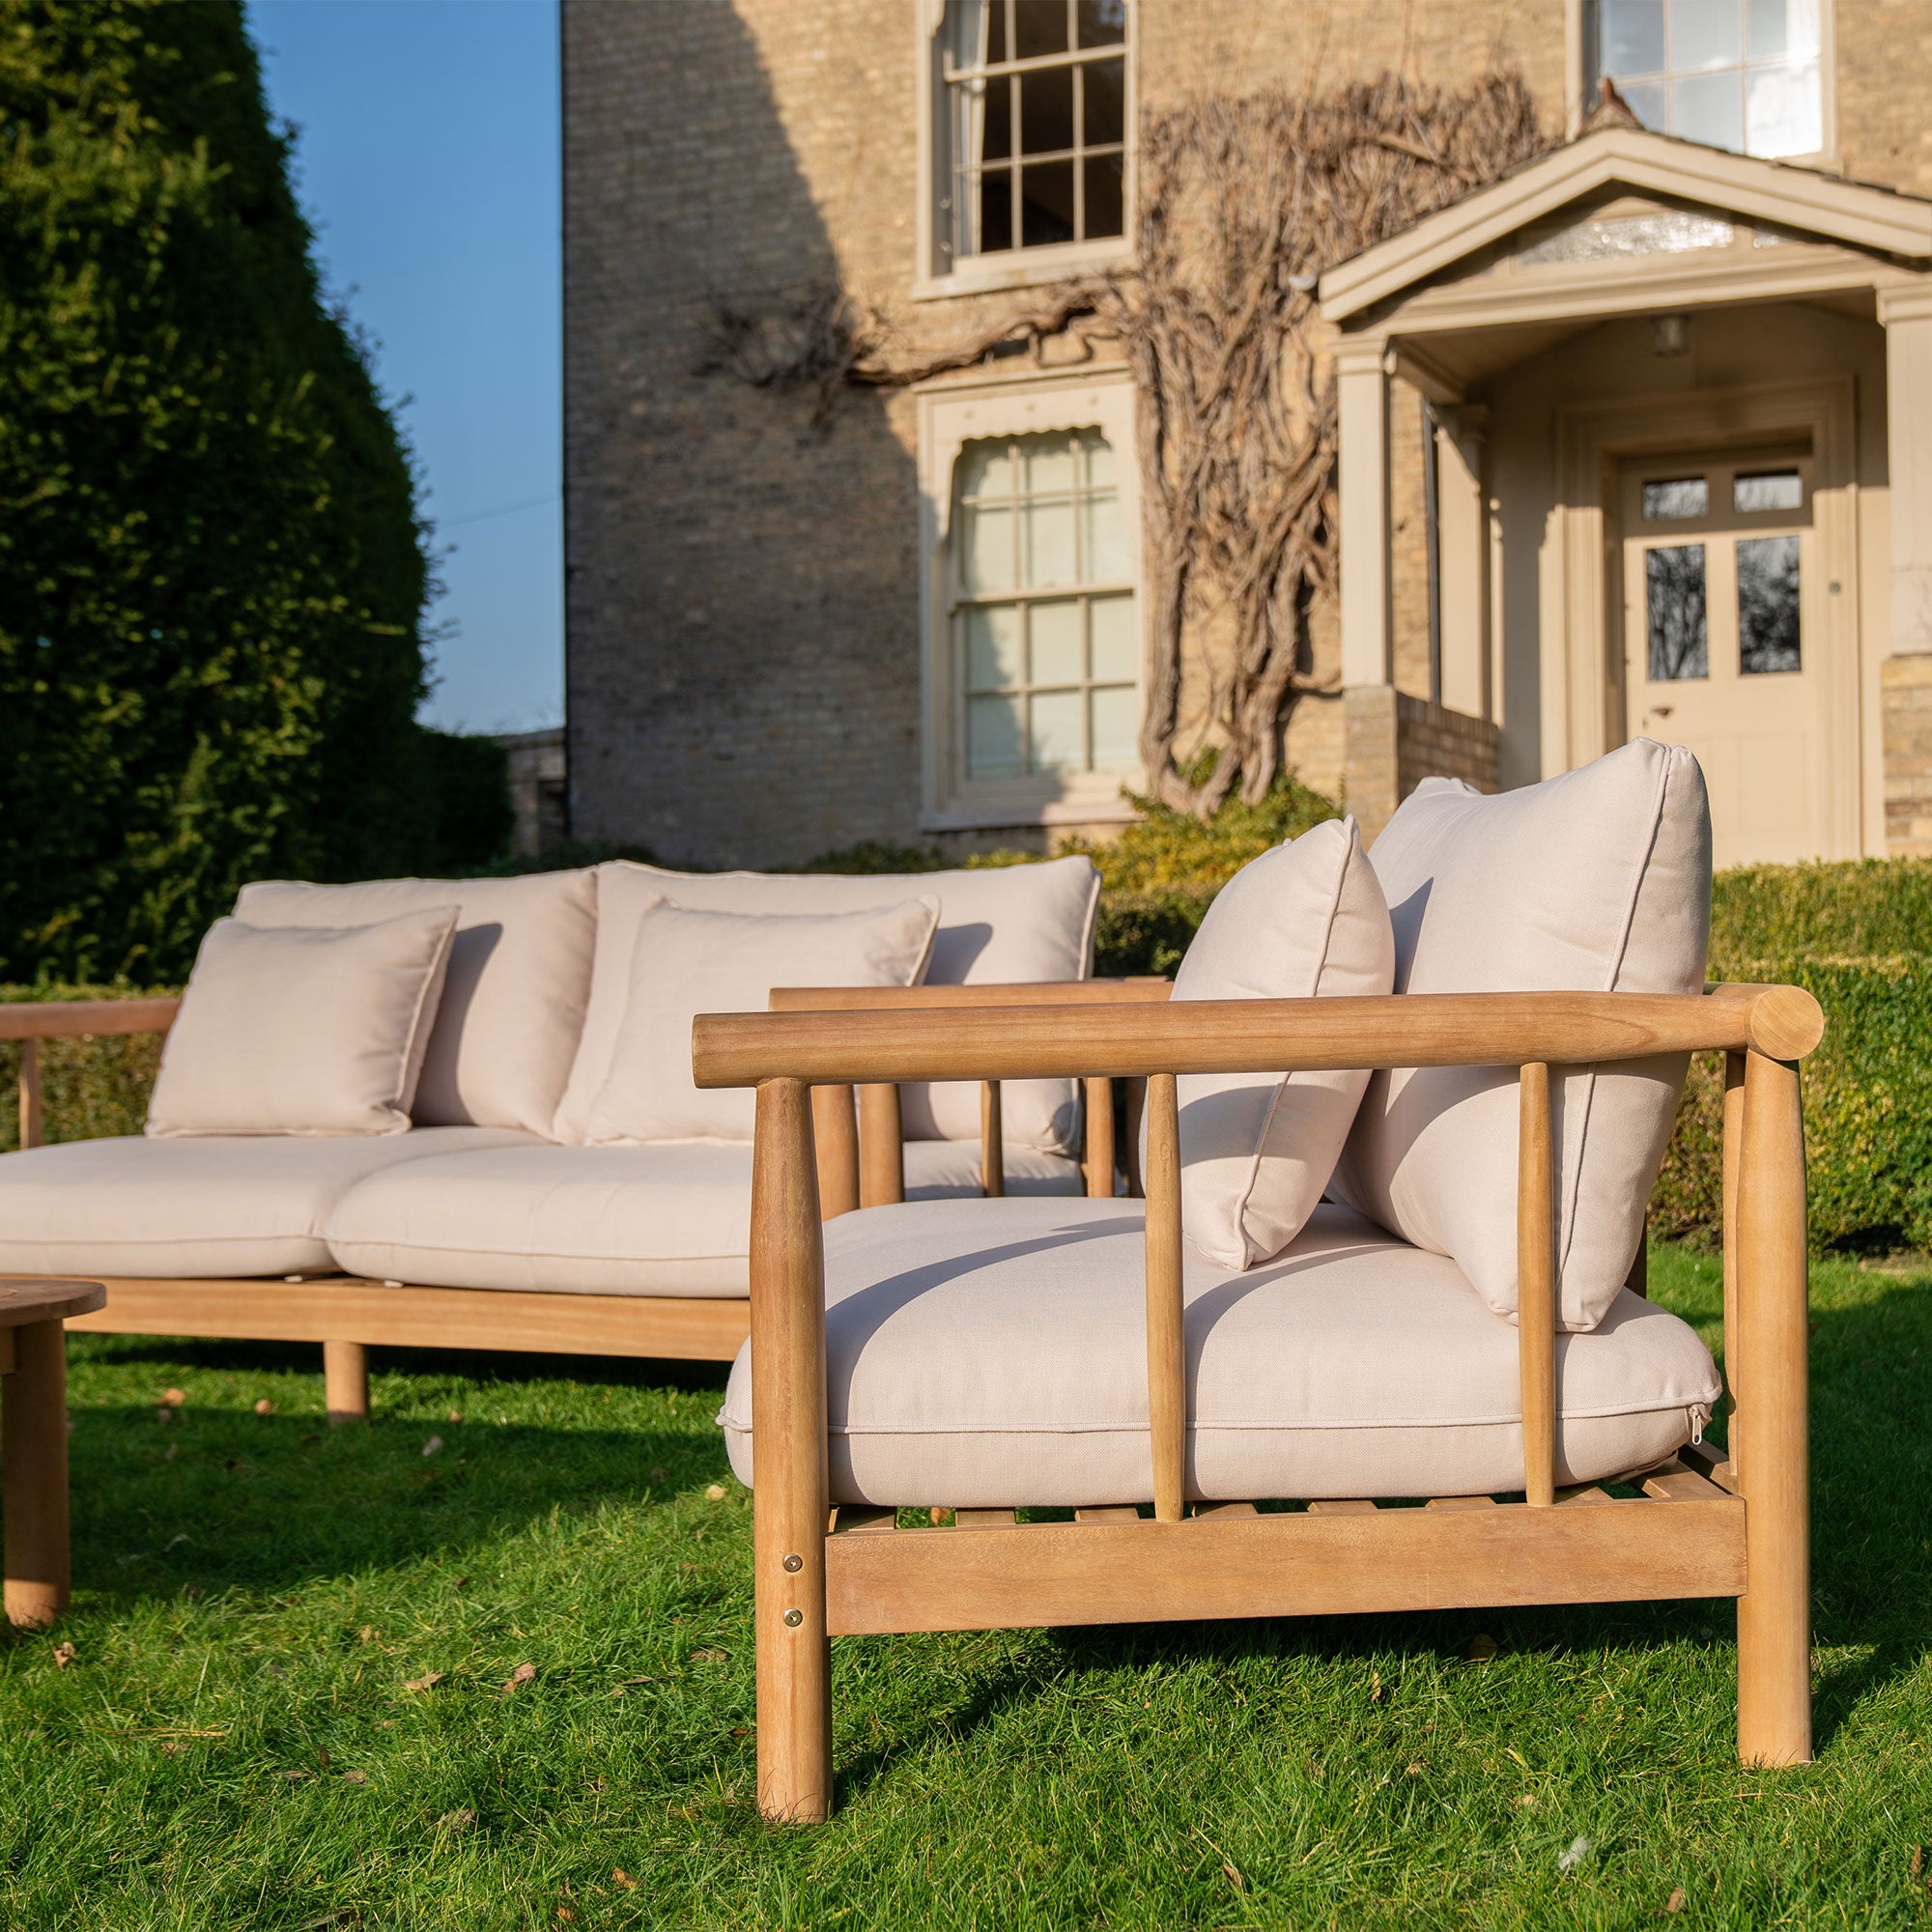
[2,1278,106,1629]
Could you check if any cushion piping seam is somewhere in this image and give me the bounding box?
[1228,825,1352,1267]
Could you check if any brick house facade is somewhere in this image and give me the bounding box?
[563,1,1932,867]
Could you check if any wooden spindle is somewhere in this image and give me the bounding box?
[1083,1075,1116,1198]
[1721,1049,1746,1471]
[980,1081,1005,1198]
[323,1340,369,1424]
[1517,1061,1556,1507]
[18,1037,42,1151]
[856,1083,904,1208]
[750,1077,834,1823]
[810,1084,861,1220]
[1144,1071,1186,1522]
[1735,1046,1811,1768]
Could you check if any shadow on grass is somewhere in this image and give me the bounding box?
[60,1335,735,1615]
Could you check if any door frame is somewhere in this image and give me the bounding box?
[1549,376,1861,858]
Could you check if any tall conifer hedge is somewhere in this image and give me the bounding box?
[0,0,477,981]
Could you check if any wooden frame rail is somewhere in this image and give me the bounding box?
[695,982,1824,1822]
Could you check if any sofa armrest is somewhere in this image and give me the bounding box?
[703,984,1822,1091]
[3,997,180,1151]
[0,998,180,1042]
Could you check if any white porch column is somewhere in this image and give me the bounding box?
[1337,336,1392,688]
[1880,284,1932,656]
[1435,406,1491,720]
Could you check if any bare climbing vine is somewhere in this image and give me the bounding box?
[700,71,1548,814]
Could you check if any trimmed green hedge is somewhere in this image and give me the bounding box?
[1652,953,1932,1255]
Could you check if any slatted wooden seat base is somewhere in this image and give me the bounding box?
[824,1459,1743,1635]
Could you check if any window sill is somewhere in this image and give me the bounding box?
[921,787,1143,834]
[914,236,1134,304]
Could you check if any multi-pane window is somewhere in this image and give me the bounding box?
[1590,0,1824,157]
[940,0,1128,266]
[952,427,1137,783]
[1638,463,1805,681]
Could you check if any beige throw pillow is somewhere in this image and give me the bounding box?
[582,896,941,1145]
[1163,817,1394,1269]
[146,907,459,1137]
[553,857,1098,1148]
[1332,740,1712,1331]
[234,870,597,1136]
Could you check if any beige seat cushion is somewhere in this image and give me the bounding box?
[1334,741,1712,1331]
[583,897,939,1145]
[237,870,598,1136]
[147,909,458,1138]
[0,1128,534,1279]
[326,1137,1087,1300]
[717,1199,1719,1507]
[554,855,1100,1151]
[1162,816,1393,1268]
[903,1140,1084,1200]
[327,1141,762,1296]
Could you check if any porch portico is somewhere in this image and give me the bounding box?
[1321,124,1932,863]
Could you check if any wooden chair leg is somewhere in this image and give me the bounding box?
[1735,1047,1811,1767]
[324,1341,370,1424]
[751,1078,833,1824]
[3,1319,71,1628]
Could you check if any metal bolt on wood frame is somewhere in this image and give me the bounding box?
[695,979,1824,1823]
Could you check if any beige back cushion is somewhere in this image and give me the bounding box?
[583,896,941,1144]
[1163,817,1394,1269]
[553,856,1099,1147]
[1332,740,1712,1331]
[236,870,597,1136]
[147,908,457,1137]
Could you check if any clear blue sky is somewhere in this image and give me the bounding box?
[247,0,563,736]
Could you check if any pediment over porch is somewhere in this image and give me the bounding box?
[1319,125,1932,389]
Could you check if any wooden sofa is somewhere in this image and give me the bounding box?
[0,985,1139,1418]
[694,976,1824,1820]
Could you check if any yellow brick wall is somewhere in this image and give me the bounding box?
[563,0,1914,862]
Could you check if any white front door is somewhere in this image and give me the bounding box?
[1620,449,1828,867]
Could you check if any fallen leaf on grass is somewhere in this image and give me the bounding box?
[447,1410,464,1424]
[649,1465,668,1482]
[318,1747,331,1771]
[1516,1794,1537,1809]
[503,1662,536,1691]
[1464,1634,1499,1662]
[278,1769,310,1782]
[254,1398,275,1416]
[164,1444,179,1462]
[156,1407,175,1425]
[341,1770,367,1785]
[1406,1762,1423,1776]
[705,1484,725,1501]
[51,1642,75,1669]
[691,1648,728,1665]
[612,1870,636,1890]
[439,1808,476,1833]
[452,1576,470,1589]
[1663,1888,1686,1914]
[556,1912,576,1924]
[1221,1862,1244,1893]
[300,1434,321,1445]
[421,1435,442,1459]
[403,1671,444,1692]
[1558,1836,1592,1873]
[163,1388,186,1406]
[1369,1667,1382,1702]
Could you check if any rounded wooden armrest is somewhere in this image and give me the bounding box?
[697,985,1824,1091]
[0,998,180,1041]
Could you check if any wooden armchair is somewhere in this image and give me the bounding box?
[692,979,1824,1825]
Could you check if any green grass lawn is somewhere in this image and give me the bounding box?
[2,1244,1927,1930]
